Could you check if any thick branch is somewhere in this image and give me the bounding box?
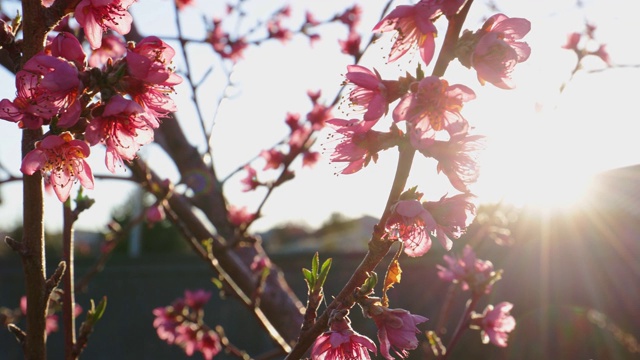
[20,0,50,358]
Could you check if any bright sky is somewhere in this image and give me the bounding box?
[1,0,639,234]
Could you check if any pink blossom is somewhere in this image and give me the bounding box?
[312,310,377,360]
[145,204,166,224]
[414,132,485,193]
[260,148,286,170]
[368,306,427,360]
[385,199,436,257]
[471,14,531,89]
[373,1,441,65]
[48,32,86,69]
[123,36,182,123]
[0,71,52,129]
[240,165,261,192]
[472,302,516,347]
[592,44,611,66]
[74,0,135,49]
[89,33,126,68]
[344,65,388,123]
[306,91,332,130]
[339,31,361,57]
[24,54,83,128]
[85,95,154,173]
[394,76,475,144]
[184,289,212,311]
[437,245,495,294]
[337,5,362,31]
[423,193,477,250]
[562,32,581,51]
[267,19,293,43]
[21,132,94,202]
[208,18,248,63]
[198,330,222,360]
[152,306,181,344]
[326,118,397,174]
[227,205,256,227]
[126,36,179,85]
[175,324,199,355]
[288,125,312,152]
[0,55,82,129]
[302,151,320,168]
[175,0,195,11]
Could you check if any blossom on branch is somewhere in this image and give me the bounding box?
[89,33,127,68]
[311,310,377,360]
[386,193,477,253]
[365,304,427,360]
[325,118,399,174]
[393,76,475,145]
[343,65,389,123]
[386,199,436,257]
[74,0,135,49]
[437,245,497,294]
[123,36,182,124]
[373,0,441,65]
[20,132,94,202]
[413,132,485,193]
[470,302,516,347]
[470,14,531,89]
[85,95,154,173]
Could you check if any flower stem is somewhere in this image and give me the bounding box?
[441,295,480,360]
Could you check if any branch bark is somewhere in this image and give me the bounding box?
[20,1,50,358]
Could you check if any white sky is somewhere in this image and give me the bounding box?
[1,0,639,234]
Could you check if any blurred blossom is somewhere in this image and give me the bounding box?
[471,302,516,347]
[184,289,212,311]
[227,205,256,227]
[260,148,286,170]
[437,245,497,294]
[146,204,166,224]
[240,166,261,192]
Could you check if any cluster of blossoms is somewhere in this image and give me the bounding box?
[561,21,611,66]
[325,1,530,258]
[240,90,331,191]
[152,289,222,360]
[207,4,365,63]
[0,1,181,202]
[313,0,529,356]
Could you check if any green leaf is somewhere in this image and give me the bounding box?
[311,252,319,277]
[92,296,107,322]
[316,258,332,289]
[302,268,315,289]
